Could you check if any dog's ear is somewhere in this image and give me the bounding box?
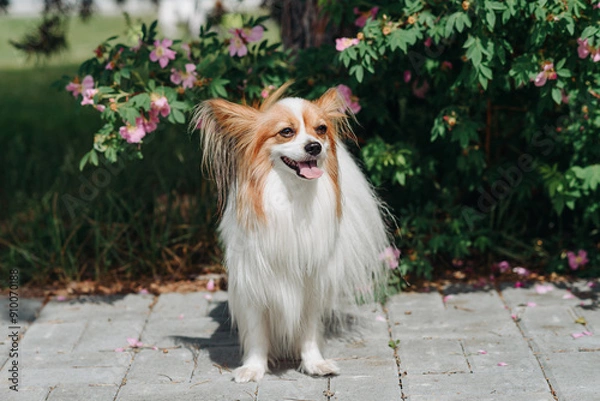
[192,99,259,213]
[313,88,348,119]
[313,88,356,141]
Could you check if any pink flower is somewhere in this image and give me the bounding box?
[533,61,557,87]
[514,281,523,288]
[335,37,359,52]
[81,88,98,106]
[353,7,378,28]
[228,26,264,58]
[141,111,159,133]
[403,70,412,83]
[441,61,453,70]
[337,84,361,114]
[150,94,170,117]
[204,293,213,301]
[65,75,94,98]
[497,362,508,366]
[578,38,590,59]
[527,302,537,307]
[379,246,401,269]
[119,118,147,143]
[115,347,125,352]
[150,39,177,68]
[127,337,143,347]
[412,80,430,99]
[478,350,487,355]
[498,260,511,273]
[240,25,264,42]
[181,43,191,59]
[563,292,575,299]
[206,279,216,291]
[229,32,248,57]
[535,284,554,294]
[567,250,589,270]
[424,37,433,48]
[171,63,198,89]
[513,267,530,277]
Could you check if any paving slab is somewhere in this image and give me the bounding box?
[2,284,599,400]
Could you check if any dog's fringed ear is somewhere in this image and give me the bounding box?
[192,99,259,213]
[314,87,356,141]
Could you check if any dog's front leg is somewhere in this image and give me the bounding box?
[299,314,340,376]
[233,306,270,383]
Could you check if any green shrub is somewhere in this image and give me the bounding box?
[62,1,599,288]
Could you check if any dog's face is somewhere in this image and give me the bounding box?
[195,86,351,217]
[259,97,335,181]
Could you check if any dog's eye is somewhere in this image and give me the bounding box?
[278,127,295,138]
[315,125,327,135]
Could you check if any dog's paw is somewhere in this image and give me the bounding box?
[300,358,340,377]
[234,364,266,383]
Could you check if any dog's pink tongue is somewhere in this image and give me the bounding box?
[298,160,323,179]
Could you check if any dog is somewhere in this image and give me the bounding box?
[194,84,392,382]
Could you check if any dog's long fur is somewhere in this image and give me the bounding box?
[193,86,391,382]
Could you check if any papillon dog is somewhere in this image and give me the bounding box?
[194,84,392,383]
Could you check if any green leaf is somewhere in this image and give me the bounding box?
[89,149,99,166]
[486,11,496,30]
[79,151,91,171]
[580,26,598,40]
[551,88,562,105]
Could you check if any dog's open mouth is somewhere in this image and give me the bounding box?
[281,156,323,180]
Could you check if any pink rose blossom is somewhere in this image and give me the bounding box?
[181,43,191,59]
[578,38,590,59]
[150,39,177,68]
[229,32,248,57]
[171,63,198,89]
[353,7,379,28]
[441,61,453,70]
[81,88,98,106]
[240,25,264,42]
[412,80,430,99]
[65,75,94,98]
[150,94,170,117]
[403,70,412,83]
[335,37,359,52]
[228,26,263,58]
[567,250,589,270]
[337,84,362,114]
[379,246,401,269]
[534,61,557,87]
[127,337,143,347]
[119,118,147,143]
[497,260,511,273]
[513,267,530,277]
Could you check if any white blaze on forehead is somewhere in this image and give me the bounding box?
[276,97,307,134]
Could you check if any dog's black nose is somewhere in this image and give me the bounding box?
[304,142,322,156]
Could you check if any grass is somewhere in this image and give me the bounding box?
[0,15,224,287]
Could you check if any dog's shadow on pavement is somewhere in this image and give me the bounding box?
[169,300,245,372]
[168,300,362,377]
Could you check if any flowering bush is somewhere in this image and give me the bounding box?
[65,17,291,167]
[65,2,600,284]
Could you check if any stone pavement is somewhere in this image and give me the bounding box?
[1,281,599,401]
